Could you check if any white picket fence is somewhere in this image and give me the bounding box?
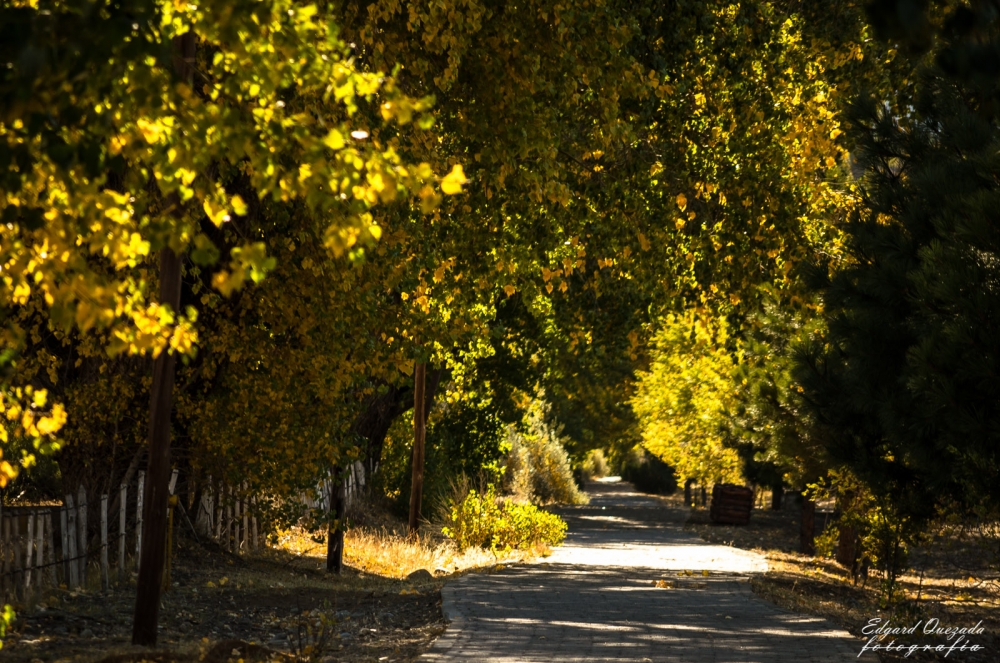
[193,479,261,554]
[1,466,357,601]
[1,473,153,602]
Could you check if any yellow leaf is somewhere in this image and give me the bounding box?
[503,284,516,296]
[323,129,345,150]
[676,193,687,211]
[231,195,248,216]
[136,119,162,144]
[441,164,467,195]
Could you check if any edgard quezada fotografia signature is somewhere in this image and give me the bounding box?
[859,617,987,658]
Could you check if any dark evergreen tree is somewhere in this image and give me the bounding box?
[722,291,827,499]
[796,72,1000,521]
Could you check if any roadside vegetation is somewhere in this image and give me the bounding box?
[4,1,1000,661]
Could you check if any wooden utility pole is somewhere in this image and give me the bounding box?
[132,31,193,647]
[408,361,427,534]
[131,246,183,645]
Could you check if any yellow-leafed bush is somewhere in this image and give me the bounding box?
[443,485,568,553]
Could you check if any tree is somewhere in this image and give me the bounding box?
[796,71,1000,524]
[2,0,456,644]
[721,290,828,500]
[632,311,743,488]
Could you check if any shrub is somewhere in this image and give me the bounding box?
[502,401,588,505]
[443,484,568,553]
[580,448,610,481]
[621,447,677,495]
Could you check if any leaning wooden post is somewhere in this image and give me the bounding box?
[118,484,127,582]
[65,494,79,589]
[100,494,109,593]
[77,484,88,586]
[408,360,427,534]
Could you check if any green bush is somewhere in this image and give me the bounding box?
[621,447,677,495]
[443,484,568,553]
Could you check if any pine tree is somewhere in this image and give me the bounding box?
[797,71,1000,521]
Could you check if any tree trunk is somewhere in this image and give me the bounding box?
[684,479,694,506]
[131,246,183,645]
[836,523,858,570]
[771,484,784,511]
[326,471,347,574]
[800,497,816,555]
[353,368,446,479]
[132,32,193,646]
[408,362,427,534]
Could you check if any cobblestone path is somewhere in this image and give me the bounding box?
[422,479,872,662]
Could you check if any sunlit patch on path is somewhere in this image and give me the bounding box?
[423,479,873,662]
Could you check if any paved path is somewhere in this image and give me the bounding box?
[423,479,873,662]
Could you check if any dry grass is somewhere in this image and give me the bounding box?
[274,524,539,580]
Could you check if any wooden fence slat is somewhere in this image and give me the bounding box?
[118,484,127,582]
[241,485,249,553]
[100,494,109,593]
[65,494,79,589]
[251,495,259,551]
[24,511,35,592]
[201,476,214,535]
[60,505,69,584]
[45,512,57,587]
[77,485,88,586]
[13,513,22,597]
[2,515,9,600]
[35,510,45,589]
[232,495,239,553]
[214,490,223,545]
[226,486,233,553]
[135,471,144,571]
